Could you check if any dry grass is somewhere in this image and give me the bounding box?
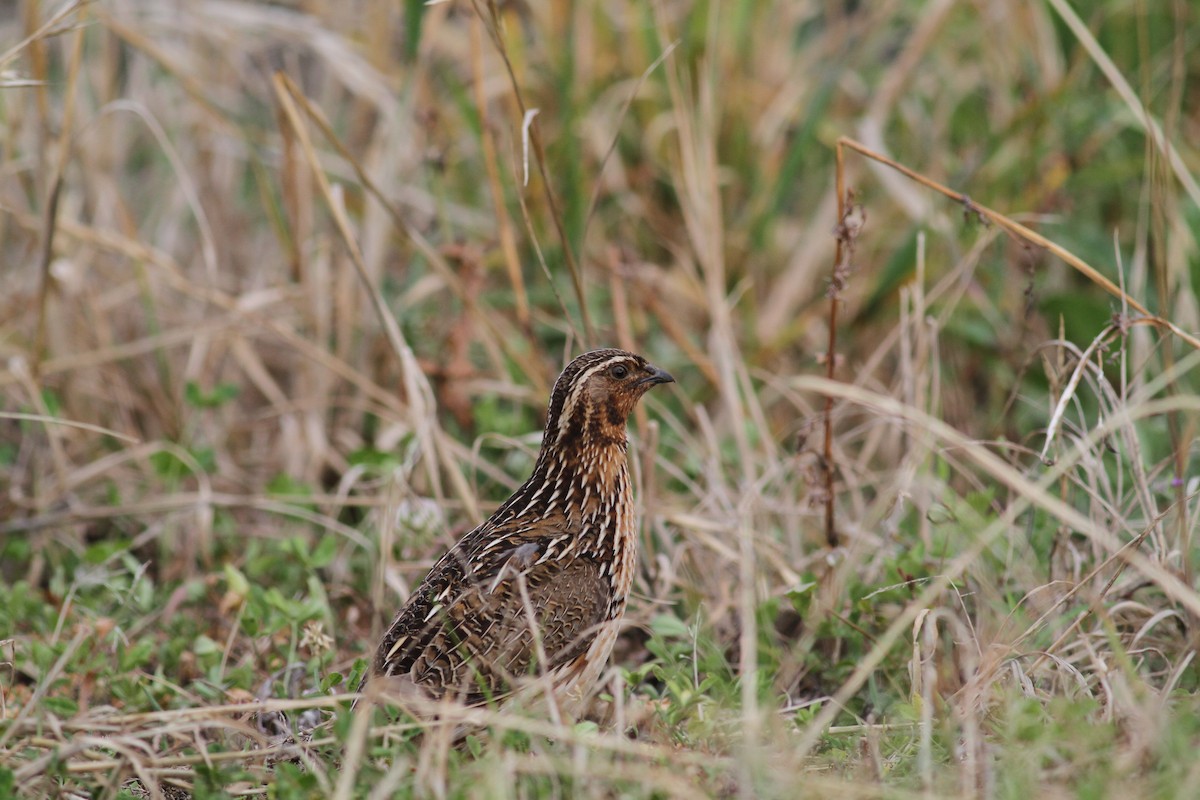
[2,1,1200,798]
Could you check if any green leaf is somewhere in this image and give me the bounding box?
[346,658,368,692]
[649,614,690,640]
[43,696,78,716]
[319,671,343,694]
[119,640,155,671]
[224,563,251,598]
[193,634,221,657]
[573,720,599,736]
[267,473,313,501]
[185,380,241,408]
[785,579,817,615]
[309,535,337,569]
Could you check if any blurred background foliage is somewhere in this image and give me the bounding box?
[2,0,1200,797]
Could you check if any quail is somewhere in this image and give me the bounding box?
[362,349,673,717]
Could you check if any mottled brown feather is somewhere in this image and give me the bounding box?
[363,349,672,714]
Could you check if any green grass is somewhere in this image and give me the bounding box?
[3,0,1200,797]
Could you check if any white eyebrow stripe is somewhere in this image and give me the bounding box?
[554,356,631,444]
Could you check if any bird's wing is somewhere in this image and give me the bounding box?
[370,522,610,706]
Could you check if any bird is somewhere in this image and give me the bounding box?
[360,348,673,718]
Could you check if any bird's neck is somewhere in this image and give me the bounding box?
[493,437,632,526]
[536,437,630,500]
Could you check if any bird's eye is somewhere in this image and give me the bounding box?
[610,363,629,379]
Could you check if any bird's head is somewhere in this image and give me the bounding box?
[543,348,673,452]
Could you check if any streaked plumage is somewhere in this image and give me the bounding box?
[363,349,673,715]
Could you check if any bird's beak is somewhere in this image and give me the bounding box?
[639,365,674,387]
